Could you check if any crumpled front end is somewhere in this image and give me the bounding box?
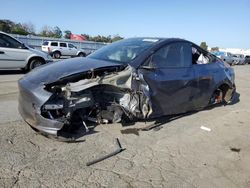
[18,78,64,135]
[18,65,152,136]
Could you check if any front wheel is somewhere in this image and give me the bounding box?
[29,58,44,70]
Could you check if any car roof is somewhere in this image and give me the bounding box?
[128,37,187,43]
[46,41,67,43]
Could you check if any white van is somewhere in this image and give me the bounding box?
[0,32,53,71]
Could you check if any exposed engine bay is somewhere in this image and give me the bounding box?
[41,65,151,133]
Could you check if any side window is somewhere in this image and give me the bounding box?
[0,35,6,47]
[68,44,75,48]
[0,34,22,48]
[150,42,191,68]
[60,43,67,47]
[192,46,213,64]
[51,42,58,46]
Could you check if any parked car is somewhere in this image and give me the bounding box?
[18,38,236,138]
[244,55,250,64]
[213,51,237,65]
[233,54,245,65]
[0,32,53,71]
[42,41,87,59]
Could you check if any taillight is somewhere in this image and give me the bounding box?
[48,47,51,52]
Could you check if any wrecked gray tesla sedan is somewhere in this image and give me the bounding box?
[18,38,235,136]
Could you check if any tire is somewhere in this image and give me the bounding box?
[53,51,61,59]
[78,52,85,57]
[29,58,44,70]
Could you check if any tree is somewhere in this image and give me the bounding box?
[0,19,14,33]
[111,35,123,42]
[210,47,219,52]
[200,42,208,50]
[22,22,35,34]
[39,25,53,37]
[0,19,124,42]
[39,25,62,38]
[0,20,35,35]
[81,34,90,41]
[64,30,71,39]
[53,26,62,38]
[11,23,29,35]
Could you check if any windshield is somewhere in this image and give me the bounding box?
[88,38,160,64]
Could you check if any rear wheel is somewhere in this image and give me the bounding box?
[29,58,44,70]
[53,51,61,59]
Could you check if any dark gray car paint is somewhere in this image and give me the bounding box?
[18,38,235,135]
[22,57,122,85]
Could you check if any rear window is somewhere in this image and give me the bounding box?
[60,43,67,47]
[51,42,58,46]
[42,41,48,46]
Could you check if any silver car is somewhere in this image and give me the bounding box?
[0,32,53,71]
[233,54,245,65]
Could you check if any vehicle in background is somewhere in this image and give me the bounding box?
[233,54,246,65]
[42,41,88,59]
[0,31,53,71]
[244,55,250,64]
[212,51,237,66]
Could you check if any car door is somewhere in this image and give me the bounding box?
[68,43,77,56]
[138,42,196,117]
[59,42,68,56]
[191,46,221,109]
[0,33,29,69]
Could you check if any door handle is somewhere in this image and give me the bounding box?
[0,51,5,54]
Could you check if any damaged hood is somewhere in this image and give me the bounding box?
[22,57,124,85]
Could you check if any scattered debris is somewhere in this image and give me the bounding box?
[230,147,241,153]
[86,138,126,166]
[200,126,211,132]
[6,139,13,144]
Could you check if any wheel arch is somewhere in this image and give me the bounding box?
[26,56,46,70]
[211,81,235,103]
[77,51,86,56]
[52,50,61,55]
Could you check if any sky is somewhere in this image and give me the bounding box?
[0,0,250,49]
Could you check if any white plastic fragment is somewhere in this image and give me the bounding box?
[200,126,211,132]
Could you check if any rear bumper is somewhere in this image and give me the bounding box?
[18,78,64,135]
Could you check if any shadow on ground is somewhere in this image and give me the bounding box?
[0,70,24,75]
[35,92,240,141]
